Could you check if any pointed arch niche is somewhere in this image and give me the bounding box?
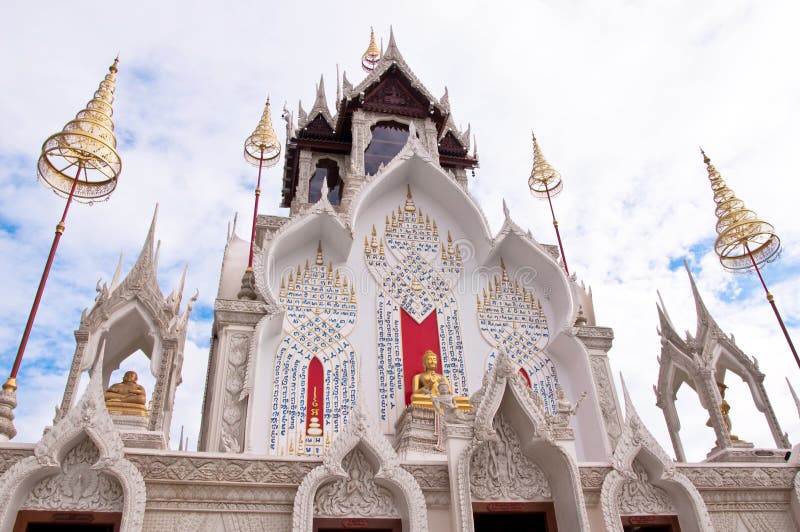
[655,266,790,461]
[309,158,343,205]
[57,208,195,450]
[601,379,713,532]
[292,402,428,532]
[454,355,589,532]
[365,121,409,175]
[0,365,146,532]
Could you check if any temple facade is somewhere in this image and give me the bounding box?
[0,29,798,532]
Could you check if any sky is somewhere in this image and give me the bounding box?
[1,1,799,461]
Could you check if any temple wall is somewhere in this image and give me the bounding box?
[1,446,797,531]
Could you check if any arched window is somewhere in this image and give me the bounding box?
[364,121,409,175]
[309,159,343,205]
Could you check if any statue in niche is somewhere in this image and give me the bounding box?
[706,381,745,443]
[410,350,471,411]
[104,371,148,416]
[552,388,586,428]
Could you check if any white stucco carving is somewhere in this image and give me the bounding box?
[314,447,400,517]
[22,438,124,511]
[656,264,790,460]
[56,206,195,450]
[454,351,590,532]
[469,412,551,501]
[601,376,713,532]
[0,342,146,531]
[292,398,427,531]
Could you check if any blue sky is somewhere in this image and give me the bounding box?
[0,0,799,459]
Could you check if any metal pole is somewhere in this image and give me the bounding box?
[9,164,84,381]
[247,147,265,271]
[545,187,569,276]
[745,243,800,370]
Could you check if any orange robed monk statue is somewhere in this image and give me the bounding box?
[104,370,148,416]
[410,350,471,412]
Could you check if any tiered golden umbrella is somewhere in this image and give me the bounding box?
[528,132,570,275]
[701,149,797,368]
[238,97,281,300]
[3,58,123,436]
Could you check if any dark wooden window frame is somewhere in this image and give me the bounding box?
[313,517,402,531]
[14,510,122,532]
[621,514,682,531]
[472,501,558,532]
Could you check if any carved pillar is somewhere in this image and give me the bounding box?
[656,389,687,462]
[754,376,791,448]
[148,339,176,435]
[57,329,90,423]
[442,419,472,532]
[0,383,17,441]
[198,299,266,453]
[291,150,314,215]
[696,369,732,449]
[452,168,468,190]
[350,109,367,176]
[576,326,622,450]
[423,118,440,166]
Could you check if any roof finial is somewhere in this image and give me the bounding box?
[362,27,381,73]
[336,63,341,103]
[310,75,332,121]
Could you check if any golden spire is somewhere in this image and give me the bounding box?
[361,27,382,73]
[316,240,324,265]
[701,149,780,271]
[527,132,563,198]
[404,184,416,212]
[244,96,281,167]
[38,56,122,203]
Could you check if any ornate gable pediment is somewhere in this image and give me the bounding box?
[439,131,468,157]
[363,69,430,118]
[301,114,335,139]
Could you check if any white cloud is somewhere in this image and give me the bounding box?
[1,1,799,458]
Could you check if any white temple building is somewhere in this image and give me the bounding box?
[0,29,799,532]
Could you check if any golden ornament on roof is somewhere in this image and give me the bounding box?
[244,96,281,167]
[38,56,122,203]
[702,150,780,271]
[527,132,563,198]
[361,27,381,73]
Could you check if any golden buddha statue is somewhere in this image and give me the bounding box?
[410,350,471,412]
[706,382,740,442]
[104,371,148,416]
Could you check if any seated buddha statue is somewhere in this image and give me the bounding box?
[410,350,472,412]
[104,371,148,416]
